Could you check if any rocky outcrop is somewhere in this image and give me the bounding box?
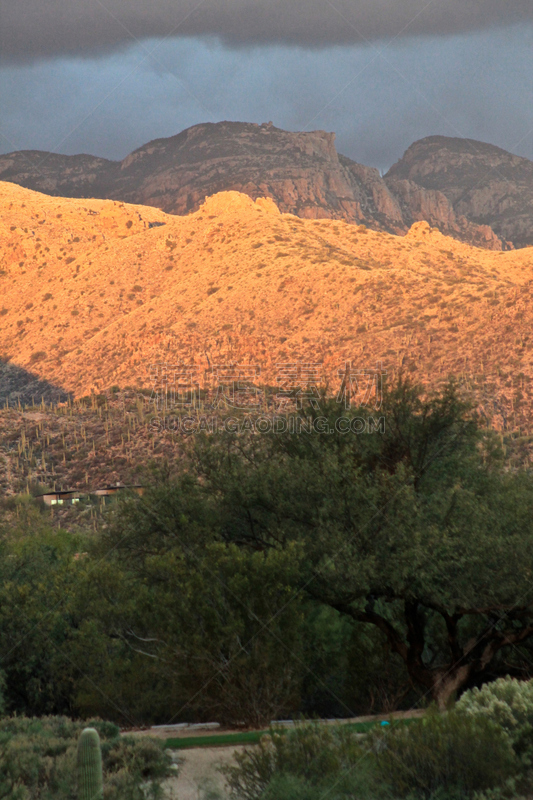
[108,121,406,233]
[0,151,116,199]
[0,122,407,236]
[385,136,533,249]
[1,124,531,249]
[385,177,506,250]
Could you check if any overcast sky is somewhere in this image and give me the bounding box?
[1,1,532,171]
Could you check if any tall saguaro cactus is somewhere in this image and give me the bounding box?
[77,727,104,800]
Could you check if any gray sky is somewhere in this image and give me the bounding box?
[1,2,532,171]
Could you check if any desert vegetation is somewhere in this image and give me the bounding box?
[2,381,533,796]
[222,698,533,800]
[0,717,173,798]
[3,185,533,796]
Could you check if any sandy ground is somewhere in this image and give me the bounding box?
[162,745,247,800]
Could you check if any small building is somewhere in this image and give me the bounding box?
[36,490,81,507]
[35,484,145,509]
[91,483,145,504]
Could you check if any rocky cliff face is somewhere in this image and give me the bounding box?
[1,123,531,250]
[385,136,533,249]
[107,121,407,234]
[384,177,505,250]
[0,151,115,198]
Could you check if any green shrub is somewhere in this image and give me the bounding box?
[222,722,379,800]
[457,678,533,758]
[372,708,517,799]
[0,716,173,799]
[258,771,381,800]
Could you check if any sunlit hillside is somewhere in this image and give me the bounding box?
[1,180,533,434]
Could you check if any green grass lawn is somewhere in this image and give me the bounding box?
[165,719,393,749]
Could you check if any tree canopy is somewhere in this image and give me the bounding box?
[164,379,533,707]
[3,379,533,724]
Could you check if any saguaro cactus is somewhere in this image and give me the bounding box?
[77,727,104,800]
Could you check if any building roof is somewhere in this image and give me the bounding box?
[36,489,80,498]
[36,484,144,499]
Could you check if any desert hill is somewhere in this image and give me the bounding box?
[1,122,531,250]
[2,180,533,438]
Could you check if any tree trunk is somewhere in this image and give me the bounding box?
[430,665,471,710]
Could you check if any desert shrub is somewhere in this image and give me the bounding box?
[222,722,379,800]
[0,716,172,799]
[225,714,518,800]
[256,771,382,800]
[102,735,171,780]
[372,708,517,799]
[457,678,533,760]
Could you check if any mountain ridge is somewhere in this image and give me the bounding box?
[0,122,531,251]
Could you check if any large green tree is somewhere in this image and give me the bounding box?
[86,481,305,726]
[14,378,532,722]
[186,380,533,707]
[0,502,82,716]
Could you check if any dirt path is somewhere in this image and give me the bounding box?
[163,745,247,800]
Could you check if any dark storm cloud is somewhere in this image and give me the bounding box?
[2,30,532,167]
[2,0,533,62]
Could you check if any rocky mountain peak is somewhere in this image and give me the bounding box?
[385,135,533,248]
[0,123,532,249]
